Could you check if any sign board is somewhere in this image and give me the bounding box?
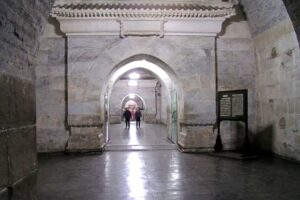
[215,89,249,152]
[218,90,247,121]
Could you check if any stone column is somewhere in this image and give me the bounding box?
[177,36,216,151]
[65,36,104,152]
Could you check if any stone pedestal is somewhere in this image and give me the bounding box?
[178,126,215,152]
[66,127,104,152]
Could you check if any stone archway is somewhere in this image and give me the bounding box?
[50,0,234,152]
[122,94,145,121]
[109,93,145,124]
[102,54,184,145]
[121,93,145,111]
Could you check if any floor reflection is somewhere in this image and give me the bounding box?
[126,153,148,198]
[128,122,138,145]
[108,122,174,147]
[38,151,300,200]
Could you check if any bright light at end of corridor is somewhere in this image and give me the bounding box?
[128,80,138,87]
[129,93,135,99]
[129,72,140,79]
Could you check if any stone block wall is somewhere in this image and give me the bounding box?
[217,15,257,150]
[0,0,54,199]
[242,0,300,161]
[254,19,300,161]
[36,37,69,152]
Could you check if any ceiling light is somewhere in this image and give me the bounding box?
[129,72,140,79]
[129,93,135,99]
[128,80,138,86]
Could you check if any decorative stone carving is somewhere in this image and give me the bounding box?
[51,0,236,36]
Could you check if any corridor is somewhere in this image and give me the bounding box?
[2,1,300,199]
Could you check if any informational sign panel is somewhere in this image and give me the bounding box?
[215,89,249,152]
[218,90,247,121]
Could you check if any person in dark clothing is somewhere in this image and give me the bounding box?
[123,108,132,128]
[135,108,142,128]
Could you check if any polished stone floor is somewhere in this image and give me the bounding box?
[37,123,300,200]
[106,122,175,150]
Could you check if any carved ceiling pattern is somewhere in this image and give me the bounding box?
[51,2,235,19]
[51,1,236,36]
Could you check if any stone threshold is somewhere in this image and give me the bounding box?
[104,144,177,151]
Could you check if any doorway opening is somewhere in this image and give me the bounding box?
[121,93,145,122]
[102,55,183,150]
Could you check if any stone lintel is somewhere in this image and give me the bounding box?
[58,18,226,37]
[52,1,235,36]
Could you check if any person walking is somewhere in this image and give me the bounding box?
[123,108,132,128]
[135,107,142,128]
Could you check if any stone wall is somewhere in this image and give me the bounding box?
[0,0,54,199]
[36,37,69,152]
[178,11,257,151]
[242,0,300,161]
[216,7,257,150]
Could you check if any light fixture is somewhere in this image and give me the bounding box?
[128,80,138,86]
[129,93,135,99]
[110,60,170,84]
[129,72,140,79]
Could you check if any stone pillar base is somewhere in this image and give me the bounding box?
[178,126,215,152]
[66,127,104,152]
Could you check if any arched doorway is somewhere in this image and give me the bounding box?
[121,94,145,121]
[121,94,145,111]
[124,100,138,116]
[102,55,183,147]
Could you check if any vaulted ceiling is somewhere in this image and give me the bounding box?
[282,0,300,44]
